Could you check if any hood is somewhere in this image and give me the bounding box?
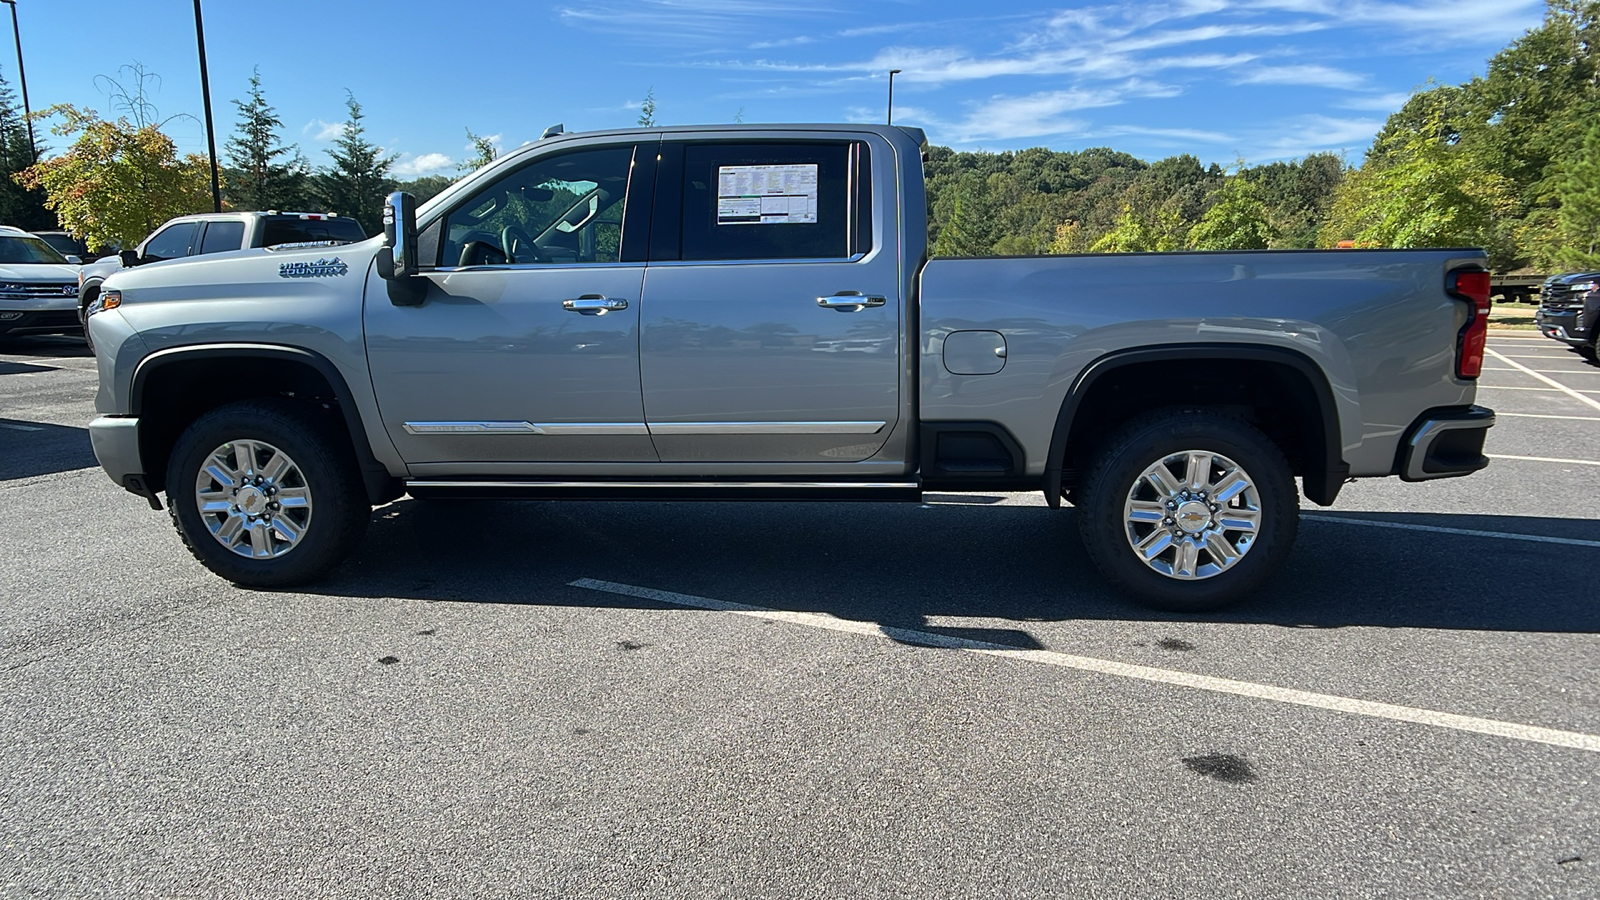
[1550,271,1600,286]
[0,263,80,282]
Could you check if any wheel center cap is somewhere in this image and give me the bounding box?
[238,486,268,516]
[1175,500,1211,533]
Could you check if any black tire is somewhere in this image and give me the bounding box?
[165,398,370,587]
[78,286,98,352]
[1580,334,1598,363]
[1076,409,1298,612]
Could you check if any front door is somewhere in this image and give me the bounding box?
[639,138,901,463]
[366,141,657,467]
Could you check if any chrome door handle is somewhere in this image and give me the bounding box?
[563,294,629,315]
[817,292,886,311]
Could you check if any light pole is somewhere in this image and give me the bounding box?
[0,0,35,162]
[887,69,902,125]
[192,0,221,212]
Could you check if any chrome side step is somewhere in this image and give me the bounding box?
[404,479,924,503]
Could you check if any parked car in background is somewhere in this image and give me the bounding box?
[32,231,109,264]
[1535,272,1600,360]
[0,225,83,340]
[76,211,367,348]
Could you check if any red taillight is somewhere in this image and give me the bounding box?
[1449,269,1491,379]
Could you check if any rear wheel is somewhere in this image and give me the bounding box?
[1076,409,1298,612]
[165,398,369,587]
[78,287,98,351]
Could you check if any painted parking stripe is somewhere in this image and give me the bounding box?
[1489,453,1600,466]
[1476,385,1600,395]
[1486,347,1600,412]
[570,578,1600,753]
[1495,412,1600,421]
[1304,513,1600,548]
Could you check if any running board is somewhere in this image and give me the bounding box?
[404,479,924,502]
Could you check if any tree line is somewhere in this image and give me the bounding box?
[8,0,1600,270]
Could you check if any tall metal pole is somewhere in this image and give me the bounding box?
[192,0,221,212]
[1,1,34,162]
[888,69,901,125]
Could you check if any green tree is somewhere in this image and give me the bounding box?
[223,67,308,211]
[0,65,50,230]
[16,104,212,248]
[1188,172,1277,250]
[394,174,452,204]
[458,128,497,173]
[1319,115,1515,260]
[933,190,981,256]
[1553,119,1600,268]
[312,92,395,236]
[1090,203,1186,252]
[637,88,657,127]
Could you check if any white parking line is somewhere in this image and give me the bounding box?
[1304,513,1600,548]
[1489,453,1600,467]
[1485,348,1600,412]
[1477,385,1600,394]
[570,578,1600,753]
[0,422,42,431]
[1496,412,1600,421]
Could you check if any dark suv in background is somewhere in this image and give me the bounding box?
[1536,272,1600,360]
[76,211,367,347]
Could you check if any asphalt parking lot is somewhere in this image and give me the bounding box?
[2,331,1596,898]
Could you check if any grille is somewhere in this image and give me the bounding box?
[1541,282,1590,310]
[0,282,76,300]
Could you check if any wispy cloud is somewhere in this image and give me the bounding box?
[302,119,342,142]
[1234,64,1368,89]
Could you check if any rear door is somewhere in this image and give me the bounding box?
[639,135,900,463]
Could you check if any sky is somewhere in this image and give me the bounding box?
[11,1,1550,178]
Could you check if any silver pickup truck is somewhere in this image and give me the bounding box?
[84,123,1495,610]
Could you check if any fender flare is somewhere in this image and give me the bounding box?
[130,343,401,505]
[1041,343,1349,507]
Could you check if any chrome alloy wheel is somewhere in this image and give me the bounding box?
[193,439,314,559]
[1123,449,1261,580]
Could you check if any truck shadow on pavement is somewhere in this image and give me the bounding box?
[0,419,97,481]
[301,498,1600,638]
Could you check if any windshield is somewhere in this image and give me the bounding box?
[0,235,70,265]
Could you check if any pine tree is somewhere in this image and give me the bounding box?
[0,65,52,231]
[1555,120,1600,269]
[223,68,308,211]
[312,92,395,235]
[637,88,657,127]
[457,128,497,173]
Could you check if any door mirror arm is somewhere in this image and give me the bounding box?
[378,191,427,306]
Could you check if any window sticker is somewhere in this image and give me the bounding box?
[716,164,819,225]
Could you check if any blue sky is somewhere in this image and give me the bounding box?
[16,1,1547,177]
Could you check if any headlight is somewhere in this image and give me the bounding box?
[1568,282,1598,293]
[87,289,121,318]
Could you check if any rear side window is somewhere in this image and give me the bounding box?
[675,141,868,262]
[198,221,245,254]
[262,217,367,246]
[143,223,198,261]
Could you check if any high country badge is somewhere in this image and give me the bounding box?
[278,257,349,278]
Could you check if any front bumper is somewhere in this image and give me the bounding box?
[0,309,80,334]
[88,415,160,507]
[1536,308,1591,346]
[1398,406,1494,481]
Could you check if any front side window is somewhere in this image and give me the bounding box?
[679,142,861,262]
[143,223,198,261]
[440,145,634,267]
[198,221,246,254]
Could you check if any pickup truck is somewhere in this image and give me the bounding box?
[84,123,1496,611]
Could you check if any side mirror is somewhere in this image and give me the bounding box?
[119,249,140,267]
[65,255,82,265]
[378,191,426,306]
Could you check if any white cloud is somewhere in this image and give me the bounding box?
[1337,91,1413,111]
[391,152,454,178]
[303,119,343,142]
[1234,64,1368,89]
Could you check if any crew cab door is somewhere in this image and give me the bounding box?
[365,140,658,468]
[639,136,899,462]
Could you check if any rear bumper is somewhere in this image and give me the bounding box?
[1398,405,1494,482]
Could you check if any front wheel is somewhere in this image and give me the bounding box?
[1076,409,1298,612]
[165,398,370,587]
